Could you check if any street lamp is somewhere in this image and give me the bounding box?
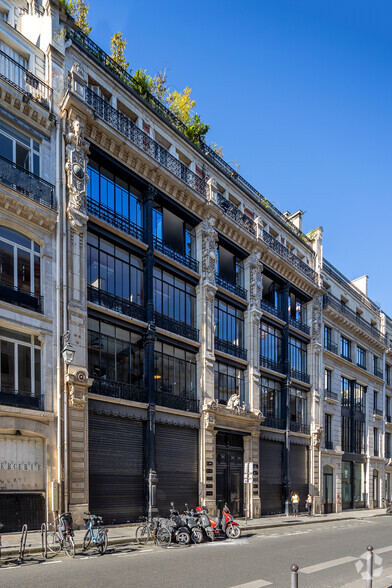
[61,330,75,366]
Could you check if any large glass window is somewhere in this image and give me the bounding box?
[260,322,281,364]
[341,376,351,408]
[216,244,244,287]
[342,416,351,452]
[354,420,365,454]
[290,388,308,425]
[374,428,379,456]
[154,341,196,398]
[0,327,41,399]
[289,337,307,374]
[87,233,143,305]
[341,336,352,361]
[214,299,244,347]
[325,368,332,392]
[154,267,196,326]
[214,362,245,405]
[0,120,40,175]
[357,346,366,369]
[325,413,332,445]
[260,377,281,418]
[88,318,143,387]
[354,384,366,413]
[0,227,41,296]
[386,432,391,458]
[288,293,307,323]
[324,325,332,349]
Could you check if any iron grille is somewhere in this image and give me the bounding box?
[0,154,55,209]
[88,285,145,321]
[155,390,199,413]
[153,236,199,272]
[154,311,199,342]
[0,49,52,110]
[90,379,147,403]
[87,198,145,242]
[0,281,43,313]
[215,337,247,360]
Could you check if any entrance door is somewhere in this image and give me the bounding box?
[323,466,333,514]
[373,470,379,508]
[216,432,243,516]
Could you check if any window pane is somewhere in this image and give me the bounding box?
[17,248,31,292]
[1,340,14,390]
[34,349,41,398]
[18,344,31,394]
[34,254,40,296]
[0,241,14,286]
[0,132,12,160]
[15,142,29,170]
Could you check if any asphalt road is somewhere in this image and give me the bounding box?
[2,517,392,588]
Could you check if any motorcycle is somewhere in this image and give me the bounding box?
[190,505,214,541]
[195,504,241,539]
[183,505,204,544]
[167,502,191,545]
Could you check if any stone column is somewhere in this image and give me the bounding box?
[310,294,322,505]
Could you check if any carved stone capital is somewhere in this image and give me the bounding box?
[201,217,218,285]
[248,249,263,310]
[66,367,93,410]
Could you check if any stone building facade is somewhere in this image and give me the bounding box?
[0,0,391,529]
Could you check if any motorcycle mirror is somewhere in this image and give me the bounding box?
[170,502,174,507]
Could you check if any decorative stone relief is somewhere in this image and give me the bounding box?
[227,392,246,414]
[201,217,217,285]
[312,294,322,344]
[66,367,93,410]
[312,426,323,448]
[65,118,89,232]
[249,251,263,310]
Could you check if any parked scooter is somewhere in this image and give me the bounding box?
[183,505,203,544]
[191,506,215,541]
[167,502,191,545]
[195,504,241,539]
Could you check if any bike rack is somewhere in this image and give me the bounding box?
[41,523,47,559]
[19,524,28,562]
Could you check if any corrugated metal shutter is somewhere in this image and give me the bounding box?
[89,412,144,524]
[0,494,45,531]
[260,440,283,515]
[289,444,309,511]
[156,424,198,516]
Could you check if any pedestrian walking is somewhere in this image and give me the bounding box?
[291,492,299,517]
[306,494,313,517]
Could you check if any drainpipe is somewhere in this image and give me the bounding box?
[55,118,62,514]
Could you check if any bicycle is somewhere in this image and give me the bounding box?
[47,512,75,557]
[82,513,108,555]
[135,516,171,548]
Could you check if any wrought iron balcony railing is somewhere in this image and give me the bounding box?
[88,285,145,321]
[87,198,145,242]
[0,389,42,410]
[374,368,384,379]
[216,193,256,237]
[215,337,247,361]
[290,422,310,435]
[262,230,317,282]
[216,273,247,300]
[0,281,43,313]
[153,236,199,273]
[0,49,52,110]
[289,316,310,336]
[325,441,334,450]
[290,367,310,384]
[154,311,199,342]
[84,87,206,198]
[262,416,285,430]
[155,390,199,413]
[373,408,383,417]
[90,379,148,403]
[323,293,387,345]
[324,341,338,355]
[260,299,284,320]
[325,389,338,401]
[259,355,284,374]
[0,154,55,209]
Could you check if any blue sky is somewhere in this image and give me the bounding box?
[88,0,392,314]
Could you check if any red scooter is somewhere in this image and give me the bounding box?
[195,504,241,539]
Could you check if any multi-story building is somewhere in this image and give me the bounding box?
[0,0,390,529]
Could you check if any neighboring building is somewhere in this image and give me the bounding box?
[0,0,390,529]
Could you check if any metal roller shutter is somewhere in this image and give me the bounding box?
[289,444,309,511]
[260,440,284,515]
[89,412,145,524]
[156,424,198,516]
[0,494,45,531]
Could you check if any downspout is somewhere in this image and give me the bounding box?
[55,118,62,514]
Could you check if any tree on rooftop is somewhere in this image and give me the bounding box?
[110,32,130,71]
[65,0,92,35]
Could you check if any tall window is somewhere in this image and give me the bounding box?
[87,233,143,305]
[325,368,332,392]
[153,207,196,258]
[386,432,391,458]
[357,346,366,369]
[325,413,332,447]
[387,396,391,419]
[342,416,351,452]
[373,355,381,377]
[354,421,365,454]
[0,326,41,400]
[354,384,366,413]
[324,326,332,350]
[154,341,196,399]
[341,376,351,408]
[288,293,307,323]
[88,318,143,387]
[386,365,391,386]
[260,378,281,419]
[154,267,196,326]
[374,428,379,456]
[290,388,308,424]
[0,227,41,296]
[374,390,380,412]
[0,119,40,174]
[341,336,351,361]
[214,299,244,348]
[87,159,142,227]
[260,322,281,364]
[289,337,307,374]
[216,244,244,287]
[214,362,245,405]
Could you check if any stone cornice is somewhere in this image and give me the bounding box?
[323,349,386,385]
[0,83,54,137]
[0,186,57,232]
[323,306,386,353]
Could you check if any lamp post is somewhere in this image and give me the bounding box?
[61,330,75,513]
[61,330,75,366]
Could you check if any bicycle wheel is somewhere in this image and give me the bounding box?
[47,530,61,554]
[156,526,171,548]
[83,530,92,550]
[63,535,75,558]
[135,524,151,545]
[97,530,108,555]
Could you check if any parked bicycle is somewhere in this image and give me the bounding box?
[135,516,171,548]
[83,513,108,554]
[47,512,75,557]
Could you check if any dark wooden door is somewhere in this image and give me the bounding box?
[323,472,333,514]
[216,432,243,516]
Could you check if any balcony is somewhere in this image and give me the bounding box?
[290,367,310,385]
[0,281,43,313]
[0,155,55,210]
[259,355,284,374]
[87,198,144,242]
[88,285,145,321]
[289,316,310,336]
[373,408,383,417]
[215,337,247,361]
[216,193,256,237]
[153,236,199,273]
[341,354,352,363]
[290,422,310,435]
[325,389,338,401]
[262,230,316,282]
[374,368,384,379]
[0,389,42,411]
[325,441,334,450]
[260,299,284,320]
[90,379,147,403]
[216,274,247,300]
[263,416,285,430]
[155,390,199,413]
[84,88,206,198]
[0,49,52,110]
[325,341,338,355]
[154,312,199,342]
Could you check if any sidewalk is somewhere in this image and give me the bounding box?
[0,508,387,558]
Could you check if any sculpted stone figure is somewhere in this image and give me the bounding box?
[65,117,89,228]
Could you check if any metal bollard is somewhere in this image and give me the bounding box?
[291,563,299,588]
[366,545,373,588]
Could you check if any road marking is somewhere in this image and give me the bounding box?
[116,549,154,557]
[80,556,99,559]
[300,556,357,574]
[42,560,63,565]
[229,580,272,587]
[375,545,392,555]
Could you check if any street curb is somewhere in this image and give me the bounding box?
[1,536,135,559]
